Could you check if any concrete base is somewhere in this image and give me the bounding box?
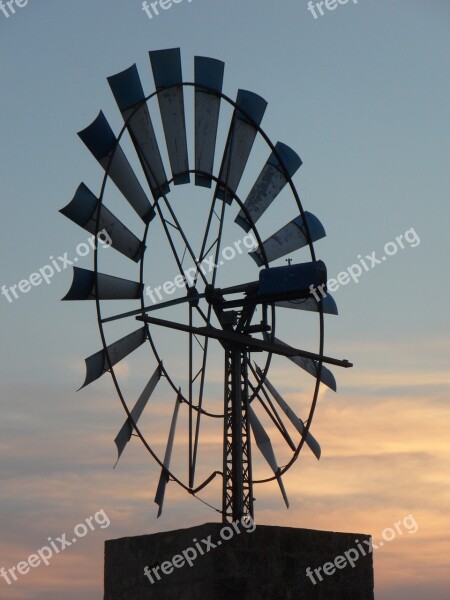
[104,522,374,599]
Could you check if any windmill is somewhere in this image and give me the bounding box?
[61,48,352,524]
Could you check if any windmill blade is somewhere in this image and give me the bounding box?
[63,267,143,300]
[263,333,336,392]
[107,64,169,200]
[150,48,189,185]
[216,90,267,204]
[248,405,289,508]
[250,212,326,266]
[235,142,302,232]
[114,365,162,465]
[78,112,154,223]
[275,294,338,315]
[194,56,225,188]
[249,406,278,472]
[60,183,144,262]
[248,379,296,452]
[81,327,147,388]
[254,365,321,460]
[155,394,181,518]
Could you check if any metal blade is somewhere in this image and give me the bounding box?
[150,48,189,185]
[275,293,338,315]
[81,327,147,388]
[60,183,144,262]
[235,142,302,232]
[194,56,224,188]
[216,90,267,203]
[250,212,326,266]
[107,65,169,200]
[263,333,337,391]
[155,394,181,517]
[78,112,154,222]
[248,405,289,508]
[114,365,161,464]
[63,267,143,300]
[254,365,321,460]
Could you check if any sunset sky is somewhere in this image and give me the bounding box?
[1,1,449,599]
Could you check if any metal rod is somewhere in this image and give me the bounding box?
[192,168,229,487]
[101,292,206,324]
[136,315,353,368]
[188,305,194,488]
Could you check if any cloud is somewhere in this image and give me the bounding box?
[1,357,449,599]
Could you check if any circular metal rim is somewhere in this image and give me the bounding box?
[91,80,325,504]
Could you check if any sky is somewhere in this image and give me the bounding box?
[0,0,449,598]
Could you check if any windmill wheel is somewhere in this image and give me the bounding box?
[61,48,352,523]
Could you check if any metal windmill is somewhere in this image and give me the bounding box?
[61,48,352,524]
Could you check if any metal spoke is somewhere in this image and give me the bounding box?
[189,304,194,487]
[160,195,210,288]
[100,292,206,324]
[152,199,190,292]
[190,118,236,486]
[199,236,220,264]
[192,367,203,383]
[193,334,205,351]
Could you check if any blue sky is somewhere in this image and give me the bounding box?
[0,1,449,598]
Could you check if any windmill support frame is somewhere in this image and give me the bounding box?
[222,347,254,523]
